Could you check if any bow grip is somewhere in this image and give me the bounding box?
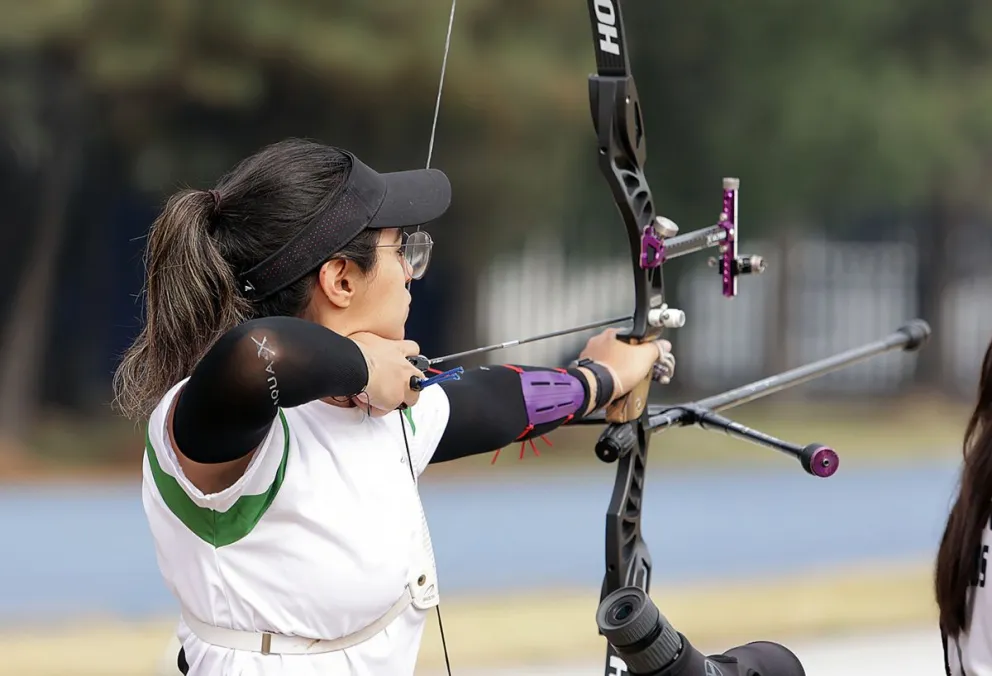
[605,376,651,423]
[604,335,655,424]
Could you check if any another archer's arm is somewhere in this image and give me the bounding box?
[428,363,610,464]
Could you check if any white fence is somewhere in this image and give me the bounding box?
[946,275,992,394]
[474,236,992,397]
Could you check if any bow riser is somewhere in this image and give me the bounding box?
[588,75,662,347]
[588,0,663,359]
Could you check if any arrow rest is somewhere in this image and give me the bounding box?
[407,355,430,373]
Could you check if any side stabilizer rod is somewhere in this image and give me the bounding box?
[648,404,837,478]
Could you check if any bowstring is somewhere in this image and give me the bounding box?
[407,0,456,299]
[426,0,457,171]
[405,0,453,298]
[399,415,453,676]
[403,1,456,673]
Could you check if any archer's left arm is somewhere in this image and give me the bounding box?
[427,364,604,465]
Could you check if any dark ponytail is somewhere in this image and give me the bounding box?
[935,336,992,636]
[113,189,251,420]
[113,139,379,420]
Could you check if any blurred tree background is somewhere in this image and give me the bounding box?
[1,0,990,463]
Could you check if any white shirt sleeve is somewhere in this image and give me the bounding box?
[399,384,452,477]
[145,378,288,512]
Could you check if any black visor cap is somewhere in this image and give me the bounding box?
[239,150,451,300]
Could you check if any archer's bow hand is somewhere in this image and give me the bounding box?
[577,328,676,404]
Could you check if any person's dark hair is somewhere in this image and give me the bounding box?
[113,138,379,420]
[935,336,992,636]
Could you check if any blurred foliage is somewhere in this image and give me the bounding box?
[0,0,595,232]
[2,0,991,239]
[1,0,992,443]
[611,0,992,232]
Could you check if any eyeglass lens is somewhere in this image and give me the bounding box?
[403,230,432,280]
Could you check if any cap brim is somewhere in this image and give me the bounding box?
[367,168,452,229]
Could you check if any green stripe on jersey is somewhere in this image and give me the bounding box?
[145,411,290,548]
[402,406,416,435]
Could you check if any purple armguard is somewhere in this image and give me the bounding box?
[519,370,586,426]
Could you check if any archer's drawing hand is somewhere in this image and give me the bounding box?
[579,328,675,401]
[349,332,423,416]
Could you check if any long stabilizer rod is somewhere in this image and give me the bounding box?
[648,319,931,428]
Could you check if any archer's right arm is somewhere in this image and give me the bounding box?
[168,317,374,493]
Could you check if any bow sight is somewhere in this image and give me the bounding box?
[637,178,767,322]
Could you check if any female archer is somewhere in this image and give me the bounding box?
[114,138,674,676]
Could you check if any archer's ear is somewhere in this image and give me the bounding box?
[316,259,357,309]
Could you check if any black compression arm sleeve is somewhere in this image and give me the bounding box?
[172,317,369,464]
[430,365,591,464]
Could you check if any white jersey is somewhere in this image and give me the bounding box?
[945,515,992,675]
[142,379,451,676]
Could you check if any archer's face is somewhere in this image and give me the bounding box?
[355,228,415,340]
[312,228,426,340]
